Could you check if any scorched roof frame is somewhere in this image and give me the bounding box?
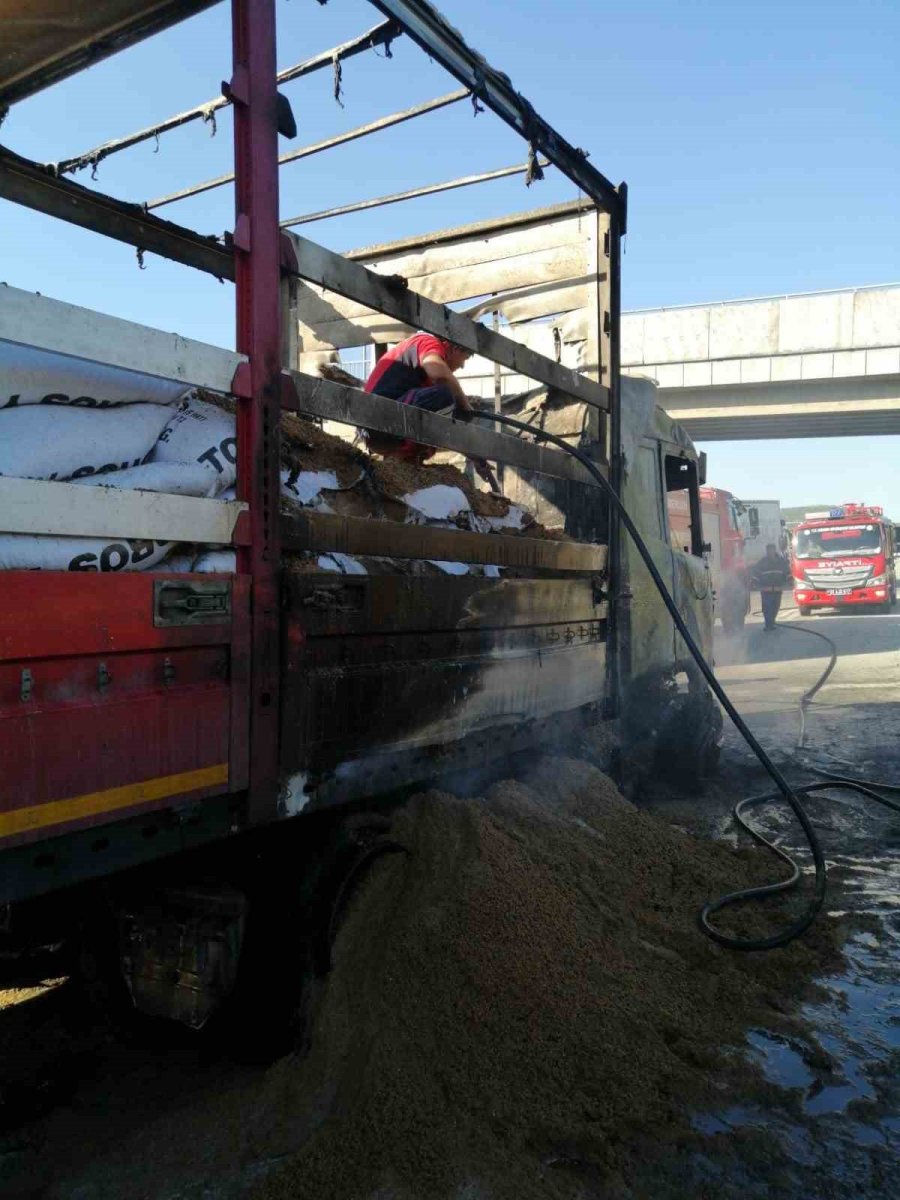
[367,0,626,228]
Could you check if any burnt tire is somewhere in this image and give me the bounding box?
[212,815,401,1066]
[654,686,724,791]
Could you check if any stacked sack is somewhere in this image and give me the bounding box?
[0,344,238,571]
[0,344,549,575]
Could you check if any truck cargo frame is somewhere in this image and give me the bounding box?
[0,0,628,906]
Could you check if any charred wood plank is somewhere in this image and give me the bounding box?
[282,510,607,572]
[284,232,609,410]
[284,371,605,486]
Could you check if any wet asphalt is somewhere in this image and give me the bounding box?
[642,604,900,1198]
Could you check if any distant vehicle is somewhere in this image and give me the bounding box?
[739,499,786,563]
[791,503,897,614]
[669,486,749,633]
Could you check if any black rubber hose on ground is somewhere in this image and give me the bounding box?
[475,410,827,951]
[773,620,839,749]
[700,777,900,928]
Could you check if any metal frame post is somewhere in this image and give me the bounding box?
[231,0,282,820]
[605,196,625,721]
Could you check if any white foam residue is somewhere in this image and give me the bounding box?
[404,485,470,521]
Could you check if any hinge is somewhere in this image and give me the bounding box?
[20,668,33,702]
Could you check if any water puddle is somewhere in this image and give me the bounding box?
[687,830,900,1195]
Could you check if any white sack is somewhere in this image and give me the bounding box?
[152,551,198,573]
[282,468,339,505]
[193,550,237,573]
[404,485,470,522]
[317,553,367,575]
[0,342,188,409]
[150,392,237,492]
[71,461,220,497]
[0,403,174,481]
[0,533,175,572]
[428,560,469,575]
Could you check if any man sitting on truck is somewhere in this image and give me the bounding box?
[750,543,790,631]
[363,333,484,466]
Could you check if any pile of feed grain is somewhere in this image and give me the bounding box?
[0,759,845,1198]
[253,757,843,1200]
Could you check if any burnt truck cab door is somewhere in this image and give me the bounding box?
[619,380,714,684]
[617,379,718,783]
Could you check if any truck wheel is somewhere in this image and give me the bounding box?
[798,606,812,617]
[654,684,724,791]
[214,816,403,1064]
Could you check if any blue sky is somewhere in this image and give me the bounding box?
[2,0,899,511]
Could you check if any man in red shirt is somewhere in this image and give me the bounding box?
[363,333,480,463]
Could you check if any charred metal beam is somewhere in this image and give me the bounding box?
[283,231,610,410]
[282,510,607,572]
[368,0,626,225]
[0,145,234,279]
[146,88,468,211]
[54,20,402,177]
[285,370,604,485]
[280,157,549,228]
[345,199,593,261]
[0,0,221,108]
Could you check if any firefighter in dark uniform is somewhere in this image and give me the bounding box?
[751,543,790,631]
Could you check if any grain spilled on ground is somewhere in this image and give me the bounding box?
[254,757,843,1200]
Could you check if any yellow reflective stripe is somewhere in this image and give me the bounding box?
[0,763,229,840]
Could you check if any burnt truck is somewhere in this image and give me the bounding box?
[0,0,718,1038]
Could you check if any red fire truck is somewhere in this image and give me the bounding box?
[791,503,897,615]
[669,486,750,633]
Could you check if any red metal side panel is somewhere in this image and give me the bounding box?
[0,572,250,851]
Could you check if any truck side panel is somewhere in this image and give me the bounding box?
[0,572,248,853]
[280,574,607,809]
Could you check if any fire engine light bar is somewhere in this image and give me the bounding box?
[829,507,845,518]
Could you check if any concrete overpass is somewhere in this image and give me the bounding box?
[623,284,900,440]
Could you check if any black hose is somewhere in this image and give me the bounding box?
[700,778,900,934]
[772,620,839,749]
[478,410,828,950]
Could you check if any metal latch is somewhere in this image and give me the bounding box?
[154,580,232,628]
